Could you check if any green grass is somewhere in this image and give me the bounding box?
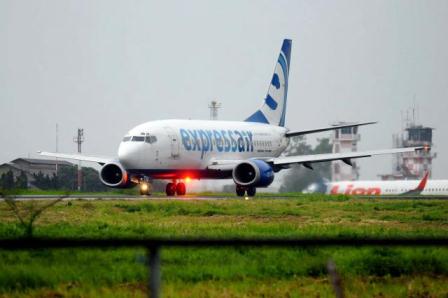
[1,196,448,297]
[1,188,140,196]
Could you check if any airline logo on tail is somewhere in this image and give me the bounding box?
[401,171,429,196]
[246,39,292,127]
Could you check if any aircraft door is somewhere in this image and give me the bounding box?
[165,127,180,159]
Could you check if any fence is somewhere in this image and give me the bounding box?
[1,237,448,298]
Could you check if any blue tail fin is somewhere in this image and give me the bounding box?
[246,39,292,127]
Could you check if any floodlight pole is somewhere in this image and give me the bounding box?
[73,128,84,191]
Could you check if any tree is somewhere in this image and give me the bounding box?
[15,171,28,189]
[56,165,77,190]
[0,170,15,190]
[279,137,332,192]
[82,167,107,192]
[32,172,49,190]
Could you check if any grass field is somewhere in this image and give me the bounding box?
[0,195,448,297]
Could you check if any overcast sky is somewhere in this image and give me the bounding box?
[1,0,447,180]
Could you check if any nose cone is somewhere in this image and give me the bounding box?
[118,142,142,169]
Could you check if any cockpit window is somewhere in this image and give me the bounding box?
[145,135,157,144]
[127,133,157,143]
[132,136,145,142]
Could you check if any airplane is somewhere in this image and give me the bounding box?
[304,172,448,196]
[39,39,426,197]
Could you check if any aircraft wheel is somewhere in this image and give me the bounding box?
[236,185,245,197]
[247,187,256,197]
[176,182,186,196]
[166,183,176,196]
[139,182,151,196]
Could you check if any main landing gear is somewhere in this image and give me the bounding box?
[236,185,256,197]
[166,182,186,196]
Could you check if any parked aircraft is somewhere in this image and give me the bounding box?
[39,39,425,196]
[305,172,448,196]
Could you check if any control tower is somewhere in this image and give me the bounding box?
[380,111,436,180]
[389,125,435,179]
[331,122,360,181]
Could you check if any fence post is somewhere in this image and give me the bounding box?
[148,246,161,298]
[327,259,344,298]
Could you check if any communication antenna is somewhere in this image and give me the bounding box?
[73,128,85,191]
[73,128,84,154]
[208,100,221,120]
[413,94,416,125]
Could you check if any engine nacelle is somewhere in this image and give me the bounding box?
[99,162,134,188]
[232,160,274,188]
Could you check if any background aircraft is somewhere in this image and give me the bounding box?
[40,39,424,196]
[305,171,448,196]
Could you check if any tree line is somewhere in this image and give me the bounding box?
[279,137,332,192]
[0,165,107,192]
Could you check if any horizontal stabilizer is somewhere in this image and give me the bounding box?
[285,121,377,138]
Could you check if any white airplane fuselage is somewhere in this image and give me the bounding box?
[306,179,448,196]
[118,119,289,179]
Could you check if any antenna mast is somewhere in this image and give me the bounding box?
[55,124,59,175]
[73,128,84,191]
[208,100,221,120]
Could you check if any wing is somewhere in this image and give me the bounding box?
[285,121,376,138]
[38,151,112,165]
[207,159,242,171]
[270,147,425,168]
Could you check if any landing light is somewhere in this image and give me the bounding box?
[141,183,149,192]
[185,177,191,183]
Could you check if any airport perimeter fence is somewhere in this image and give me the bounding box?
[1,237,448,298]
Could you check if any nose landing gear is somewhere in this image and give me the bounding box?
[139,181,151,196]
[165,181,186,196]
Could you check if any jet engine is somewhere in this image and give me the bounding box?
[99,162,134,188]
[232,160,274,187]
